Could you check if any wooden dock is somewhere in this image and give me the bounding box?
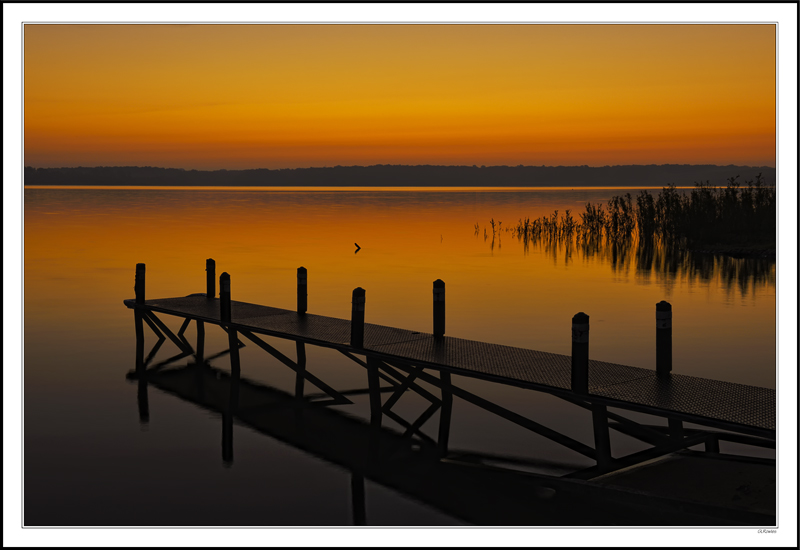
[123,294,774,438]
[123,261,775,525]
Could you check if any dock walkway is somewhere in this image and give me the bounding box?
[123,293,774,438]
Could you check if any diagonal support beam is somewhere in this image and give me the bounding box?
[176,318,195,354]
[147,350,193,372]
[564,431,709,480]
[400,400,441,442]
[239,329,352,405]
[177,318,191,338]
[607,419,671,447]
[338,350,400,387]
[382,365,427,413]
[383,360,597,461]
[203,340,245,363]
[143,337,166,368]
[369,359,441,405]
[126,349,194,378]
[557,394,671,446]
[144,311,193,354]
[217,325,246,347]
[141,312,165,342]
[383,409,438,447]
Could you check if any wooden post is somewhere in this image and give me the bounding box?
[134,307,148,424]
[295,341,306,399]
[206,258,215,298]
[367,358,382,427]
[135,263,146,304]
[668,417,684,439]
[137,376,149,425]
[571,312,589,394]
[351,287,365,348]
[351,473,366,526]
[223,316,241,467]
[438,371,452,458]
[220,272,231,324]
[196,320,205,365]
[366,356,382,458]
[433,279,445,339]
[656,301,672,377]
[222,411,233,466]
[134,310,145,373]
[592,403,611,468]
[297,267,307,315]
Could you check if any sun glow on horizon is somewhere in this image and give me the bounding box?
[24,24,776,169]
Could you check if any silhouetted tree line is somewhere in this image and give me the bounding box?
[23,164,776,188]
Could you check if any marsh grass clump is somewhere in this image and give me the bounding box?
[498,173,775,256]
[485,177,775,296]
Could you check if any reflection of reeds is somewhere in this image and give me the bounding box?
[507,174,775,250]
[491,176,776,296]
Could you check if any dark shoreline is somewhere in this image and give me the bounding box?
[24,164,776,188]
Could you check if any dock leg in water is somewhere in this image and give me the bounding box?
[222,319,241,466]
[222,350,240,467]
[196,320,205,365]
[134,309,149,424]
[592,404,611,469]
[438,371,452,459]
[295,341,306,399]
[367,357,382,458]
[294,341,307,432]
[351,472,366,526]
[669,418,684,439]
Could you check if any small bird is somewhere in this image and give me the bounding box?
[354,242,361,253]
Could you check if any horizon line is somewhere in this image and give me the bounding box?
[25,162,777,171]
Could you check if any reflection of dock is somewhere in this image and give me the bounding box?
[136,364,774,526]
[123,261,775,525]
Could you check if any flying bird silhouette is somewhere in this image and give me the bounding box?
[354,242,361,254]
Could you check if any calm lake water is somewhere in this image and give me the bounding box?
[23,187,776,526]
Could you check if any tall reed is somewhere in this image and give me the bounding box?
[501,174,775,252]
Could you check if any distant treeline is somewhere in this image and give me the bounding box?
[23,164,776,188]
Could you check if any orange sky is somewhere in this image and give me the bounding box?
[24,24,776,169]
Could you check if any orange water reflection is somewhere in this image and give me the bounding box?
[24,187,775,388]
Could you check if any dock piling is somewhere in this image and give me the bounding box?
[297,267,308,315]
[571,312,589,394]
[295,341,306,399]
[133,265,148,423]
[438,371,452,458]
[351,287,366,348]
[351,473,367,526]
[656,301,672,377]
[135,263,146,304]
[196,320,205,365]
[223,281,241,466]
[137,375,150,425]
[206,259,215,298]
[134,309,145,372]
[433,279,445,339]
[220,272,231,324]
[592,404,611,467]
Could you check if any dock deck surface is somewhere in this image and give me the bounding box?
[125,295,775,435]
